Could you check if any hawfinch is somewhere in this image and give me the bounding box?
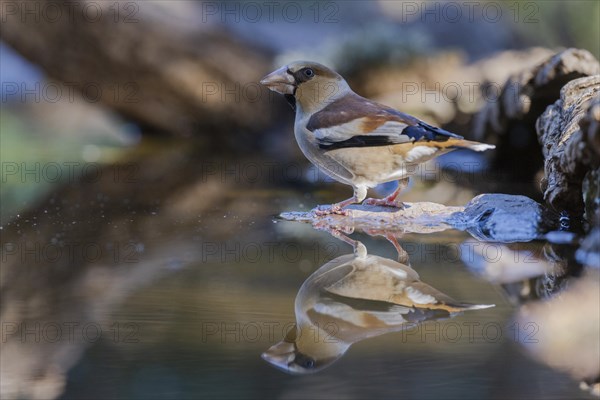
[260,61,495,214]
[261,241,493,374]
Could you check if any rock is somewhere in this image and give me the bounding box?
[449,194,558,242]
[0,0,274,140]
[576,228,600,268]
[516,271,600,384]
[537,76,600,215]
[280,194,557,242]
[580,96,600,224]
[584,167,600,225]
[459,239,557,285]
[351,47,553,129]
[474,48,600,188]
[279,202,464,234]
[476,48,600,135]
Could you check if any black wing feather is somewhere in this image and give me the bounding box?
[402,122,463,142]
[318,135,397,150]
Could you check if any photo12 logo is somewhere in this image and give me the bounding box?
[1,321,140,344]
[200,1,340,24]
[389,1,539,24]
[399,321,539,343]
[1,1,139,24]
[198,320,540,344]
[1,81,140,104]
[1,240,144,264]
[1,162,139,184]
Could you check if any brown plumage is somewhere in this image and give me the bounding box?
[262,241,493,374]
[306,93,420,132]
[261,61,495,214]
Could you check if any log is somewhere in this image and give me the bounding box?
[0,0,275,141]
[280,202,463,235]
[474,49,600,137]
[280,194,558,242]
[473,48,600,185]
[536,76,600,216]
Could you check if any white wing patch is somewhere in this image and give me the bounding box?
[313,119,411,144]
[404,145,439,163]
[313,302,410,327]
[405,286,437,305]
[365,120,411,137]
[313,119,364,142]
[386,267,408,279]
[464,143,496,152]
[313,302,368,326]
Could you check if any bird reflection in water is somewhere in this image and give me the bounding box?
[262,227,494,374]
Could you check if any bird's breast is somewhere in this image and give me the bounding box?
[323,146,410,187]
[293,122,354,185]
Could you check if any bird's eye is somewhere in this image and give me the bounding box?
[300,358,315,369]
[304,68,315,78]
[294,354,316,369]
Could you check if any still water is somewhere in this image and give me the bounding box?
[2,174,595,399]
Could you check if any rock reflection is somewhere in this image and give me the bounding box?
[280,193,559,242]
[460,239,581,303]
[516,270,600,396]
[459,233,599,396]
[262,232,493,375]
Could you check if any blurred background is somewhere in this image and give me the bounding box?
[1,1,599,399]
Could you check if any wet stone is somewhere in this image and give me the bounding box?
[449,194,559,242]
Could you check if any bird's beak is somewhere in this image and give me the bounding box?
[260,66,296,95]
[261,341,296,372]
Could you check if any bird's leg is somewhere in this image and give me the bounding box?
[363,178,409,209]
[384,233,410,265]
[313,222,366,258]
[314,198,353,216]
[314,187,366,216]
[363,229,410,264]
[312,220,358,248]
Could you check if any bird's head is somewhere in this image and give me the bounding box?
[261,323,349,375]
[260,61,349,114]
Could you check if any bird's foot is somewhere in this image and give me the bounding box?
[312,220,354,235]
[312,204,351,216]
[362,197,406,209]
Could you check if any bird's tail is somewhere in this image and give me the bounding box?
[455,303,495,311]
[451,140,496,152]
[432,302,495,313]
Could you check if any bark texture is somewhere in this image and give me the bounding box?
[0,0,275,140]
[536,76,600,216]
[281,194,557,242]
[473,48,600,185]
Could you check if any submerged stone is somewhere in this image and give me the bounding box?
[449,194,558,242]
[280,193,559,243]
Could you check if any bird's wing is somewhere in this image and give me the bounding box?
[306,93,463,151]
[311,299,412,328]
[305,297,456,346]
[324,257,487,313]
[323,257,420,306]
